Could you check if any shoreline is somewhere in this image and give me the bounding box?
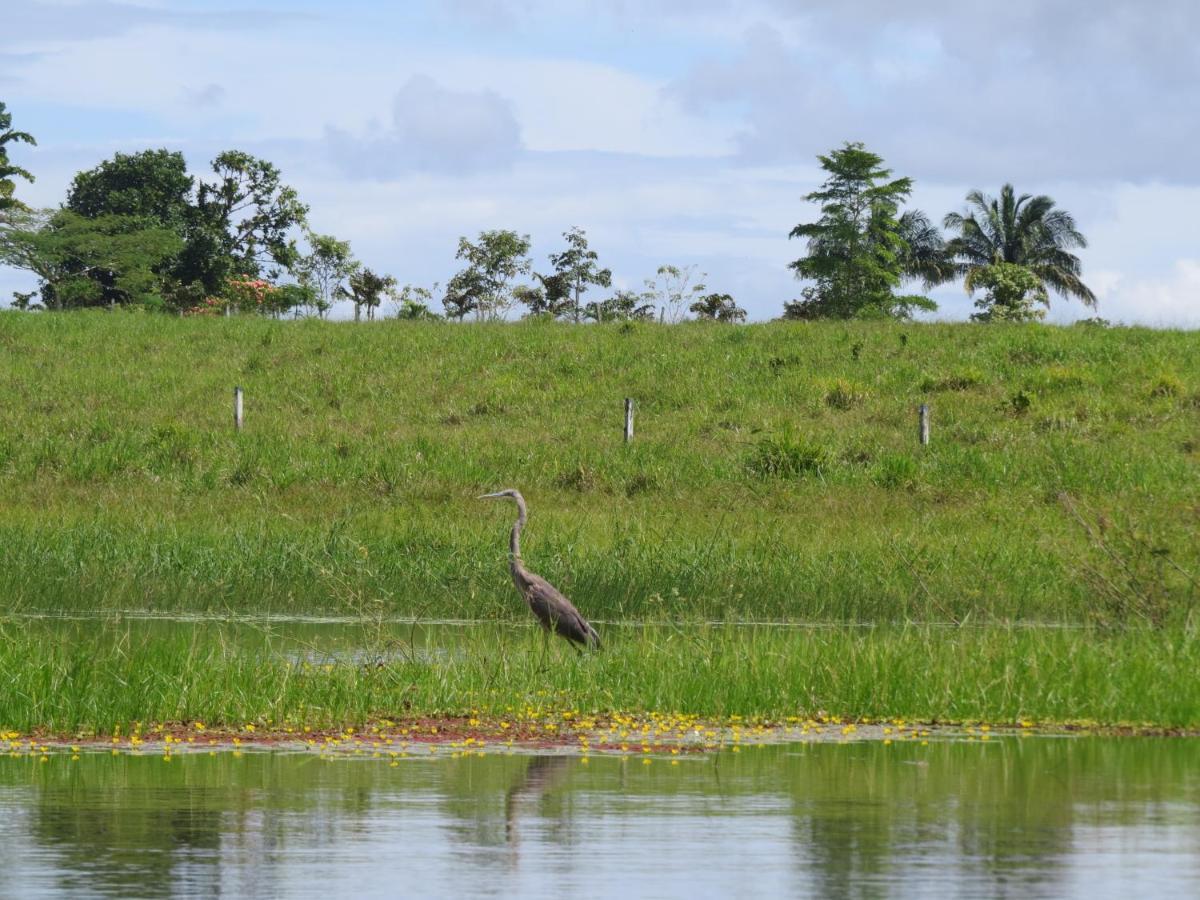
[6,715,1198,761]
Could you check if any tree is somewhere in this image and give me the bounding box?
[0,102,37,212]
[63,149,195,306]
[337,267,395,321]
[67,149,192,228]
[514,271,573,318]
[546,226,611,322]
[295,231,358,318]
[966,261,1049,322]
[641,264,705,323]
[942,184,1095,312]
[193,150,309,281]
[690,292,746,323]
[391,284,442,320]
[0,209,181,310]
[787,142,937,320]
[583,290,658,322]
[56,148,311,305]
[445,230,531,321]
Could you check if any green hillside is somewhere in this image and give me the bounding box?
[1,312,1195,627]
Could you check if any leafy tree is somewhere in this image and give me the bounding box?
[0,209,181,309]
[546,226,611,322]
[583,289,657,322]
[67,149,192,228]
[55,148,310,305]
[787,142,937,320]
[690,292,746,323]
[514,271,573,318]
[295,231,358,318]
[391,284,441,320]
[942,184,1095,310]
[445,230,531,321]
[442,268,483,320]
[0,102,37,212]
[193,150,309,281]
[337,267,395,321]
[63,149,195,306]
[966,261,1049,322]
[641,264,705,323]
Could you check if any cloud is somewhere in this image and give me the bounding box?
[324,76,523,178]
[1094,261,1200,328]
[183,83,226,109]
[0,0,305,49]
[666,2,1200,185]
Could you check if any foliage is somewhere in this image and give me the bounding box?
[583,289,657,322]
[515,271,573,318]
[194,150,309,280]
[546,226,612,322]
[641,264,705,323]
[295,231,358,318]
[0,101,37,212]
[690,292,746,323]
[12,148,311,309]
[968,261,1049,322]
[444,230,531,321]
[391,283,441,320]
[788,142,938,320]
[337,267,396,321]
[942,184,1095,309]
[66,149,193,228]
[0,209,181,309]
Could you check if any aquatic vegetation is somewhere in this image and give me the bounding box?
[0,620,1198,736]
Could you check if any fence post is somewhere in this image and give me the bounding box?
[234,386,244,432]
[918,403,930,446]
[624,398,634,443]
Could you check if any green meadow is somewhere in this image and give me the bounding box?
[0,312,1197,730]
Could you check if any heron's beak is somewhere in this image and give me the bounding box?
[478,492,504,500]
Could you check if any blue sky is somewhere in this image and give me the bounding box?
[2,0,1199,325]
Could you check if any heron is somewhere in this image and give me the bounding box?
[479,489,600,650]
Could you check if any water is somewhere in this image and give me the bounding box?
[2,737,1198,898]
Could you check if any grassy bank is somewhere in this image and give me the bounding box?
[2,620,1198,733]
[0,312,1196,625]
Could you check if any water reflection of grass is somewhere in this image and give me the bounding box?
[1,620,1197,734]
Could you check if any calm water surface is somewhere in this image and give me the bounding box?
[1,736,1198,898]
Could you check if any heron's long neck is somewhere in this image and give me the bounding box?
[509,496,528,568]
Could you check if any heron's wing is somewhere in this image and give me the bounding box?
[523,573,600,647]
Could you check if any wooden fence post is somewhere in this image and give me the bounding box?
[234,386,244,432]
[624,398,634,443]
[918,403,930,446]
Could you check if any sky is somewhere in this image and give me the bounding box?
[1,0,1198,325]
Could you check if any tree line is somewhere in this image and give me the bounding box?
[0,102,1095,323]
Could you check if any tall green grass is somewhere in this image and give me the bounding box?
[1,620,1198,732]
[0,312,1196,624]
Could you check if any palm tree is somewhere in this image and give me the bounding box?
[943,184,1095,308]
[0,101,37,212]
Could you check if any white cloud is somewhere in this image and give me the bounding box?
[325,76,522,177]
[1093,261,1200,328]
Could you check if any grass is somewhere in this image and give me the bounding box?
[0,311,1196,729]
[0,312,1195,626]
[1,620,1199,734]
